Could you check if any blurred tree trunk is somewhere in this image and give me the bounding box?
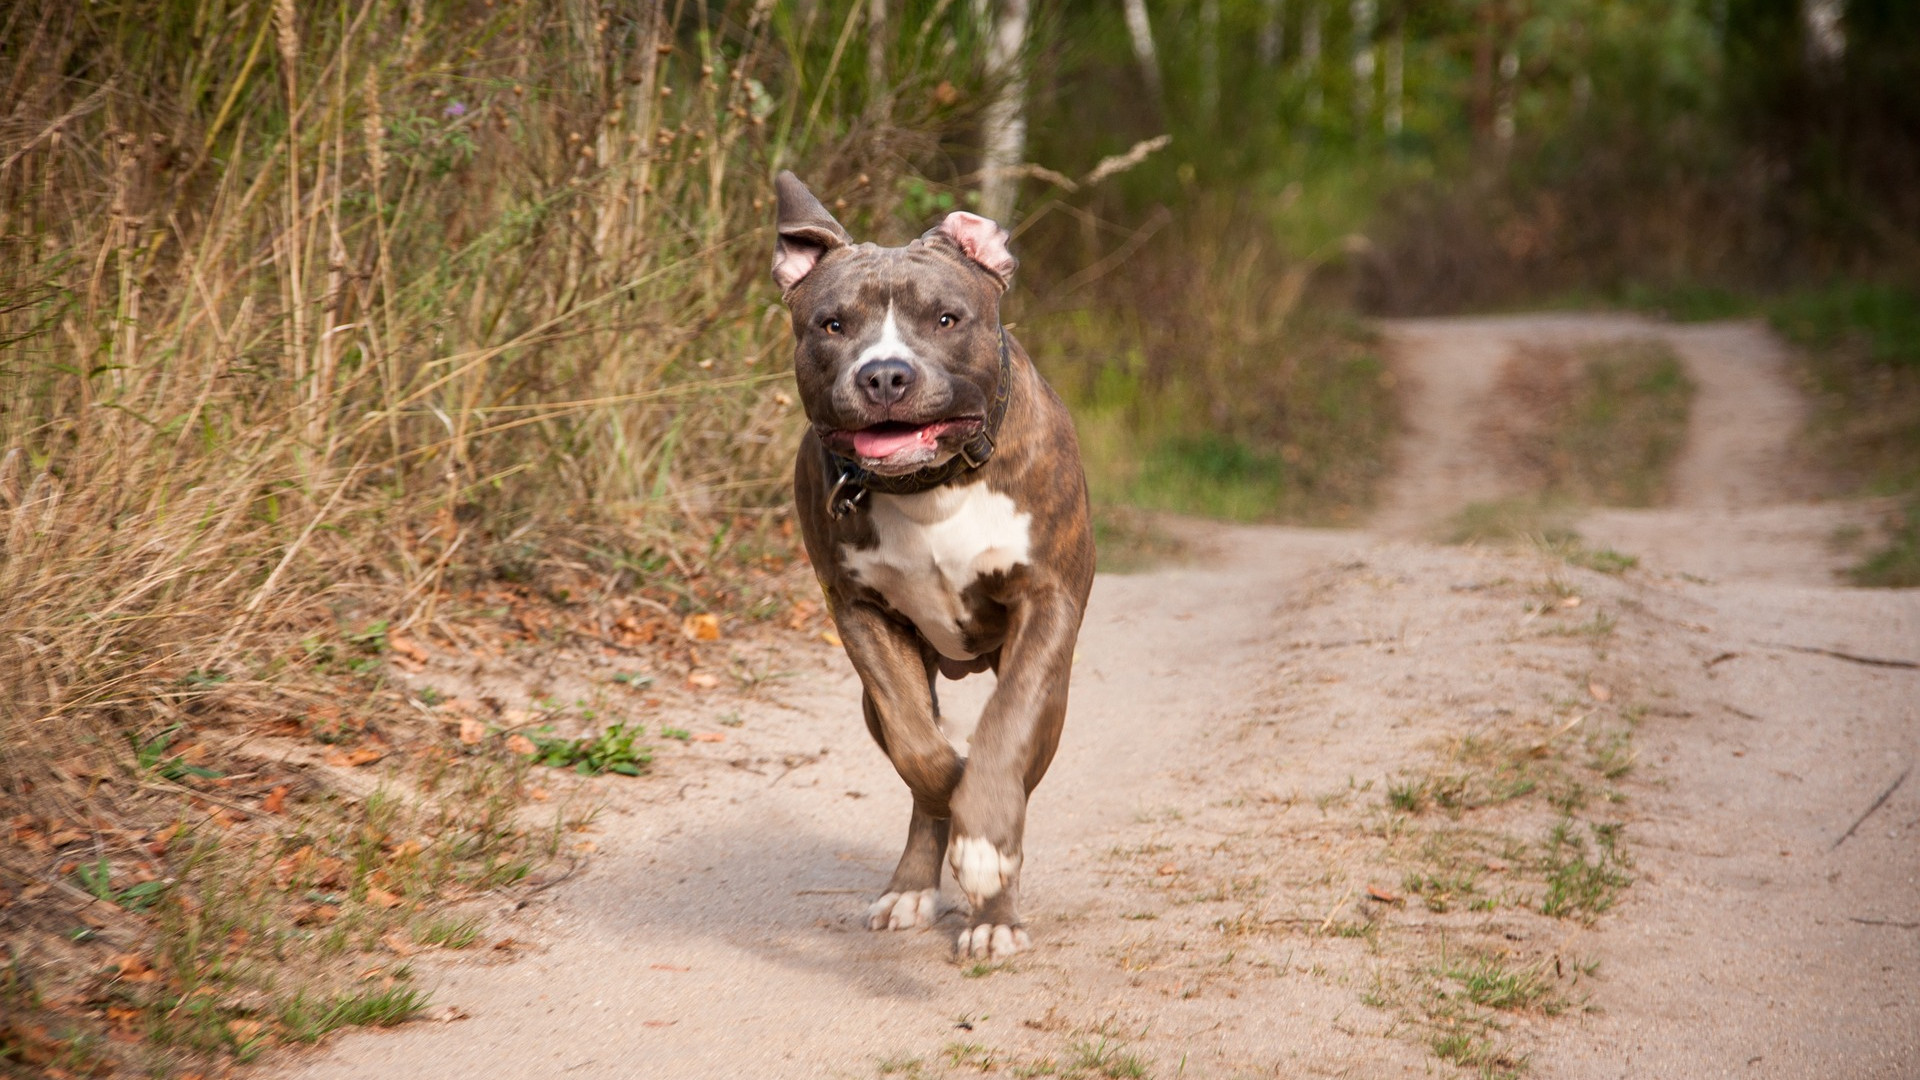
[1351,0,1375,128]
[1300,1,1323,112]
[1259,0,1287,66]
[979,0,1029,222]
[1122,0,1165,104]
[1201,0,1221,125]
[1802,0,1846,66]
[1384,14,1403,136]
[867,0,891,123]
[1471,0,1497,141]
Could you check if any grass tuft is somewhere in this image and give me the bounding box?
[278,985,428,1044]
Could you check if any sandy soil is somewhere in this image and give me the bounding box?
[272,315,1917,1079]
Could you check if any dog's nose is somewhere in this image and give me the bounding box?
[855,359,916,408]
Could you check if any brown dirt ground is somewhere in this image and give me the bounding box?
[269,315,1918,1079]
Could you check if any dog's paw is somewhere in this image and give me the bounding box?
[956,922,1030,961]
[948,836,1019,906]
[865,888,939,931]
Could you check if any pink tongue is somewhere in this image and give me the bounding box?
[851,425,928,459]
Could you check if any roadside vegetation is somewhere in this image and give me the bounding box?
[1442,338,1691,572]
[1612,280,1920,585]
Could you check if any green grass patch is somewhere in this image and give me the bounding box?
[1038,286,1395,527]
[1850,501,1920,587]
[1495,340,1696,508]
[277,985,427,1044]
[1090,505,1189,574]
[1770,282,1920,586]
[1442,498,1639,575]
[525,723,654,776]
[1539,819,1631,921]
[1443,954,1563,1014]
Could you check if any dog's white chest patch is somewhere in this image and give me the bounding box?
[842,484,1032,661]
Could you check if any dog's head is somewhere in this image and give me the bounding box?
[772,171,1017,477]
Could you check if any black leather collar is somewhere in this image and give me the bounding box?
[825,328,1013,519]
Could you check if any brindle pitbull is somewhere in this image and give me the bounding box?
[772,172,1095,960]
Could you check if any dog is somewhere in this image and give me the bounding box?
[772,172,1095,960]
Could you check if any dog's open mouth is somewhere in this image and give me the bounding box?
[825,417,980,469]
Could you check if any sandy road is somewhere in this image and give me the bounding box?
[274,316,1917,1079]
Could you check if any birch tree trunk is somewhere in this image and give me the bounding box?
[867,0,891,122]
[1259,0,1287,66]
[979,0,1029,223]
[1121,0,1164,103]
[1200,0,1221,125]
[1350,0,1375,128]
[1384,17,1403,136]
[1300,1,1323,112]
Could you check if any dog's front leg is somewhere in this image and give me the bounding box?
[947,584,1083,959]
[834,602,965,931]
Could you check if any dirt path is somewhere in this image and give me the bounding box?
[274,316,1917,1079]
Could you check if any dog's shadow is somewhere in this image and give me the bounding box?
[566,806,975,1001]
[561,674,1002,1001]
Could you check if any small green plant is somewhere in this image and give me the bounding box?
[1587,729,1637,780]
[1444,955,1560,1013]
[527,724,653,776]
[414,915,483,949]
[1568,546,1638,574]
[131,726,222,783]
[611,672,654,688]
[1069,1036,1150,1079]
[1540,819,1631,920]
[277,985,427,1043]
[1387,777,1428,813]
[660,726,692,742]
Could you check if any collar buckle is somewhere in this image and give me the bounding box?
[827,469,868,520]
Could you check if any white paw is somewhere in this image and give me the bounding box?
[865,888,939,931]
[956,923,1030,961]
[948,836,1020,906]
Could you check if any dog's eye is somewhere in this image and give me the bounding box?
[937,313,959,328]
[821,317,843,334]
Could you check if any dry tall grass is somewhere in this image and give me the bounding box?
[0,0,987,803]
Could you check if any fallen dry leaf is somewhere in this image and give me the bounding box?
[226,1019,266,1043]
[1560,595,1583,608]
[1155,863,1180,876]
[458,717,487,746]
[365,886,403,910]
[325,746,387,767]
[690,732,726,743]
[681,613,722,642]
[1588,681,1613,702]
[260,785,289,814]
[387,633,430,665]
[108,953,151,979]
[821,629,843,647]
[649,963,691,972]
[528,786,551,801]
[504,734,537,755]
[642,1019,677,1028]
[298,903,342,925]
[426,1005,470,1023]
[787,600,818,630]
[686,672,720,690]
[1366,884,1405,904]
[380,930,417,956]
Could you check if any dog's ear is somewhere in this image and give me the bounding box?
[926,211,1018,290]
[772,172,851,293]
